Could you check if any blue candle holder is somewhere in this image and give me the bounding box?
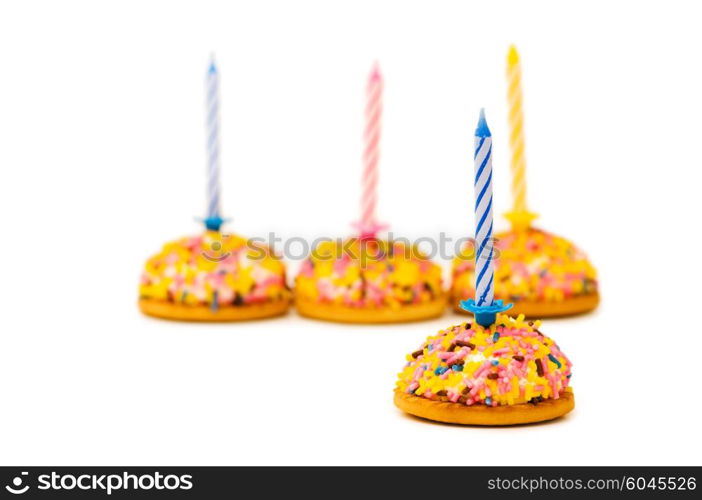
[460,299,512,327]
[198,215,228,232]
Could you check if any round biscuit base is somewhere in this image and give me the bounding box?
[139,298,290,322]
[295,295,447,324]
[394,389,574,426]
[452,292,599,318]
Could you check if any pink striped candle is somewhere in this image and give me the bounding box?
[357,63,384,238]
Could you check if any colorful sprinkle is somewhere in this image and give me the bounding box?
[548,353,562,368]
[535,359,545,377]
[395,313,572,407]
[455,340,476,349]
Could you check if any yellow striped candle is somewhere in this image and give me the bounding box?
[507,45,527,213]
[505,45,537,230]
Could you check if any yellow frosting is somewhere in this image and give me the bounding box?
[140,232,289,307]
[296,238,442,308]
[396,314,573,406]
[452,227,597,303]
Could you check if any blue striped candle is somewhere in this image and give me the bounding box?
[204,57,223,231]
[460,109,511,326]
[474,108,495,306]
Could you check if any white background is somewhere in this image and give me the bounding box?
[1,0,700,465]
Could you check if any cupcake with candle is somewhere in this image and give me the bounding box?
[395,110,574,425]
[294,64,446,323]
[451,46,598,318]
[138,57,291,321]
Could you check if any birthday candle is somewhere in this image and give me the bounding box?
[359,63,383,236]
[506,45,528,214]
[206,57,221,222]
[474,109,495,307]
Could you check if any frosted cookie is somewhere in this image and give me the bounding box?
[394,314,574,425]
[295,238,446,323]
[139,231,290,321]
[452,228,598,317]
